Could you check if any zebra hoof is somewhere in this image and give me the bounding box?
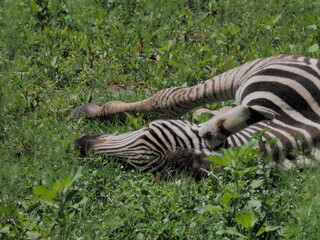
[71,103,103,118]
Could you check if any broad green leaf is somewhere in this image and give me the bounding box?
[237,166,259,176]
[198,204,224,214]
[70,197,88,209]
[229,26,241,35]
[235,211,258,229]
[193,112,212,123]
[265,224,281,232]
[308,43,319,53]
[256,223,281,236]
[206,155,228,166]
[247,199,262,210]
[53,181,63,192]
[0,226,10,234]
[217,227,247,238]
[42,172,56,187]
[256,226,266,236]
[136,233,145,240]
[222,192,234,208]
[307,24,317,30]
[33,186,56,200]
[243,140,259,151]
[26,231,41,239]
[33,186,58,207]
[62,166,83,194]
[250,179,264,189]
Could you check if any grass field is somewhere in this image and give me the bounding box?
[1,0,320,239]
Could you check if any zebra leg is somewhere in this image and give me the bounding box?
[71,68,238,120]
[72,100,151,120]
[72,87,205,120]
[199,105,275,146]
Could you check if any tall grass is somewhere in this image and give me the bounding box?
[1,0,320,239]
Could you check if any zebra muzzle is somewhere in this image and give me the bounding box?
[75,134,104,156]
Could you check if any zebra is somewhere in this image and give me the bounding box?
[74,54,320,175]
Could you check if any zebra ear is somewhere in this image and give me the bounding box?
[199,104,275,146]
[248,106,275,122]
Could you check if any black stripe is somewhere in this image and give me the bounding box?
[134,134,164,154]
[202,81,212,101]
[241,57,268,77]
[249,68,320,107]
[230,67,241,98]
[246,107,269,125]
[160,122,183,150]
[101,136,143,151]
[274,63,320,82]
[218,122,233,136]
[232,132,245,145]
[168,120,194,149]
[148,128,170,153]
[243,128,256,135]
[124,152,160,163]
[247,98,320,138]
[153,123,174,150]
[317,59,320,70]
[258,130,281,160]
[266,123,294,152]
[189,128,204,151]
[236,131,251,142]
[220,72,231,100]
[269,121,307,144]
[173,102,191,112]
[228,135,238,147]
[241,81,320,123]
[303,57,311,65]
[163,87,181,108]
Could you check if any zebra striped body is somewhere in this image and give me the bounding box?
[75,54,320,173]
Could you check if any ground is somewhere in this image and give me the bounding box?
[1,0,320,239]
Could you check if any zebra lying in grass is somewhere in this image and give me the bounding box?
[74,54,320,176]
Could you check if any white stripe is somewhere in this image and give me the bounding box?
[241,91,320,128]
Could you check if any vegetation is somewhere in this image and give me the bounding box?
[1,0,320,239]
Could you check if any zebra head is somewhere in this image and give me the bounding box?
[199,104,275,149]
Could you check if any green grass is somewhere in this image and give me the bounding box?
[1,0,320,239]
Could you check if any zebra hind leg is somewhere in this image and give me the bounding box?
[72,101,132,121]
[72,103,103,118]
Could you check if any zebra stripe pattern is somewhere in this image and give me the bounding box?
[75,54,320,173]
[235,57,320,161]
[76,120,216,177]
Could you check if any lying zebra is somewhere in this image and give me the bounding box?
[74,54,320,176]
